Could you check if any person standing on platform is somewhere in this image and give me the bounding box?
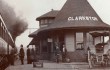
[62,45,67,62]
[27,45,31,64]
[19,44,25,65]
[56,45,61,63]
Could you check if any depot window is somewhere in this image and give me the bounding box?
[76,32,84,50]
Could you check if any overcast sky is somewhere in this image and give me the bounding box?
[4,0,110,47]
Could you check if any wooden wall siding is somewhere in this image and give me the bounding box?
[65,32,75,52]
[67,50,87,62]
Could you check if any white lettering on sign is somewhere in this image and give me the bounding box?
[68,16,98,21]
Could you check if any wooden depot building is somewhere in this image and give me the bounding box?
[29,0,110,62]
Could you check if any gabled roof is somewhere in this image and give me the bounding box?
[50,0,110,29]
[54,0,103,22]
[40,0,110,29]
[41,0,110,30]
[36,10,59,20]
[29,0,110,37]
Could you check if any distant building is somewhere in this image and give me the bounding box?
[29,0,110,62]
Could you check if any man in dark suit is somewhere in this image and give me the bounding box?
[19,44,25,65]
[62,45,67,62]
[27,45,31,64]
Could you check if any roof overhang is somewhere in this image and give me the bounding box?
[29,25,110,37]
[29,39,38,45]
[89,31,109,37]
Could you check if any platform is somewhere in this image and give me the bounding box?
[5,60,110,70]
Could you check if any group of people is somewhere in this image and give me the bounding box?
[26,45,36,64]
[10,44,36,65]
[10,43,68,65]
[19,44,36,65]
[55,44,68,63]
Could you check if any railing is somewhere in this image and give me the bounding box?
[0,55,10,70]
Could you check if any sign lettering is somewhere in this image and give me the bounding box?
[68,16,98,21]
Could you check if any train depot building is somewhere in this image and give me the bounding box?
[29,0,110,62]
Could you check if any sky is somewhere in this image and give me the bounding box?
[3,0,110,48]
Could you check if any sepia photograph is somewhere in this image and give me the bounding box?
[0,0,110,70]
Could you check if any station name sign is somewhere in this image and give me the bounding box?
[68,16,98,21]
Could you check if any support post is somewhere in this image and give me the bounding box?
[74,32,76,50]
[84,32,87,51]
[87,47,92,68]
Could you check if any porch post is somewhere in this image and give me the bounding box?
[74,32,76,50]
[88,49,92,68]
[83,32,87,51]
